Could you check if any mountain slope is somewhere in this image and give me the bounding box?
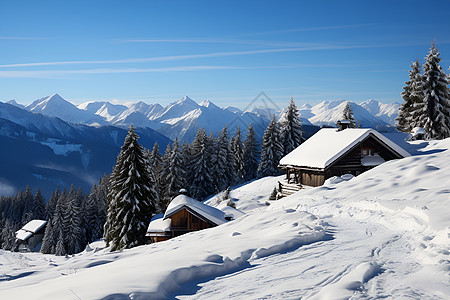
[0,102,171,198]
[26,94,106,125]
[360,99,400,125]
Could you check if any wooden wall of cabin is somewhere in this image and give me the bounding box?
[170,208,214,236]
[300,170,325,187]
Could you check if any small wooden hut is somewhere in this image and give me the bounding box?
[146,195,231,243]
[278,128,410,188]
[15,220,47,252]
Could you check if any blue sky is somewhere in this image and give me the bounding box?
[1,0,449,108]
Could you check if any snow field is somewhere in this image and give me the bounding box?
[0,138,449,299]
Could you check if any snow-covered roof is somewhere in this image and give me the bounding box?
[22,220,47,233]
[146,214,172,233]
[164,195,227,226]
[15,220,47,241]
[16,230,33,241]
[279,128,410,169]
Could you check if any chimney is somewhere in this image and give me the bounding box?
[337,120,352,131]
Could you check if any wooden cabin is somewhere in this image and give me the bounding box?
[15,220,47,252]
[146,195,231,243]
[279,128,410,188]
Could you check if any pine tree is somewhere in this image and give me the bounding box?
[258,116,284,178]
[342,102,356,127]
[65,186,83,254]
[40,218,54,254]
[232,127,244,183]
[397,59,424,132]
[158,143,172,211]
[189,128,214,200]
[46,187,60,220]
[418,42,450,139]
[32,188,46,220]
[55,228,66,256]
[211,126,234,193]
[104,125,158,251]
[167,138,188,199]
[21,186,35,225]
[242,124,259,181]
[279,97,304,156]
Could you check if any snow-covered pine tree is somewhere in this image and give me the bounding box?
[258,116,284,178]
[342,102,356,127]
[63,186,83,254]
[21,186,35,225]
[51,189,67,254]
[167,138,188,200]
[46,187,60,220]
[232,127,244,183]
[104,125,157,251]
[211,126,234,192]
[189,128,214,200]
[148,142,163,208]
[279,97,304,156]
[32,188,46,220]
[242,124,259,181]
[40,218,54,254]
[54,228,66,256]
[418,42,450,139]
[157,143,172,211]
[397,59,424,132]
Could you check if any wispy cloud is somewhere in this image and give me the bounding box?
[0,36,45,40]
[0,65,241,78]
[0,44,379,69]
[0,63,352,78]
[234,23,376,37]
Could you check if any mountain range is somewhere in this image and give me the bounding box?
[9,94,399,142]
[0,101,171,198]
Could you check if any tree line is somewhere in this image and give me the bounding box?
[397,41,450,139]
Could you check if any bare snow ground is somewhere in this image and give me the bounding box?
[0,139,449,299]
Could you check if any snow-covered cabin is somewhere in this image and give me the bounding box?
[279,128,410,187]
[15,220,47,252]
[146,195,231,243]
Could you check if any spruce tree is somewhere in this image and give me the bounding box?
[258,116,284,178]
[104,125,157,251]
[418,42,450,139]
[232,127,244,183]
[211,126,234,192]
[64,186,83,254]
[32,188,46,220]
[397,59,424,132]
[167,138,188,200]
[46,187,60,220]
[158,143,172,211]
[279,97,304,156]
[189,128,214,200]
[242,124,259,181]
[40,219,54,254]
[342,102,356,127]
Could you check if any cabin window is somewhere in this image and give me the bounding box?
[361,148,374,156]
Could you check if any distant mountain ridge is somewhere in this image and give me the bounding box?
[16,94,399,142]
[0,101,171,198]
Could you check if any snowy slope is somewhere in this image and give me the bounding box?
[0,138,448,299]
